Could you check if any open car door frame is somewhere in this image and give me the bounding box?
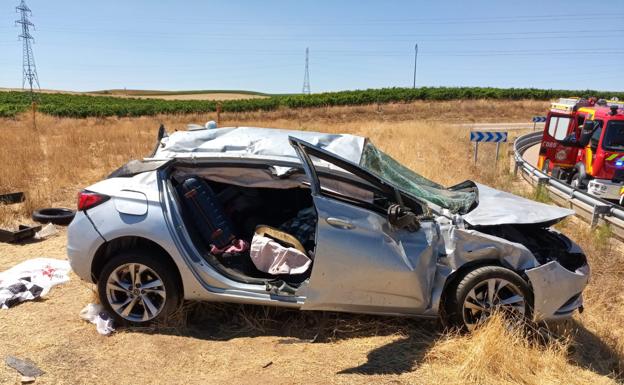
[289,137,443,316]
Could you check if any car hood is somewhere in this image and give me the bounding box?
[461,183,575,227]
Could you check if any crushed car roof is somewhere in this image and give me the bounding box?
[154,127,367,164]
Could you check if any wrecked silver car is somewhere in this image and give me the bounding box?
[66,127,589,330]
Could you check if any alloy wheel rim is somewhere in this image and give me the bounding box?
[462,278,526,331]
[106,263,167,322]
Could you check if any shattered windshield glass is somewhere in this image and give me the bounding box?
[359,143,477,213]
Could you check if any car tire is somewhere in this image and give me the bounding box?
[444,266,533,331]
[32,208,76,226]
[97,251,181,325]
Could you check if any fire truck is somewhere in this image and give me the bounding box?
[537,97,624,202]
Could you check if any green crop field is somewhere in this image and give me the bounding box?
[1,87,622,118]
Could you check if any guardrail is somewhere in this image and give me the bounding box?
[513,132,624,241]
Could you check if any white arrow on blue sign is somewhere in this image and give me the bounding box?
[532,116,547,123]
[470,131,508,143]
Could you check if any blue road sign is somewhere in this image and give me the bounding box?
[532,116,547,123]
[470,131,508,143]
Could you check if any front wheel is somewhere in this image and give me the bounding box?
[444,266,533,331]
[98,251,181,325]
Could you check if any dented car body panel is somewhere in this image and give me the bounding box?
[67,127,590,325]
[300,195,441,315]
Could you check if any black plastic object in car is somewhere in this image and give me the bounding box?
[107,159,171,179]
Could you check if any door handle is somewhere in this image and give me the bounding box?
[326,217,355,230]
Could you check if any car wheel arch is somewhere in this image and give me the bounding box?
[90,235,184,298]
[440,259,533,319]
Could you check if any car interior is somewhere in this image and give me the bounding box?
[167,159,427,292]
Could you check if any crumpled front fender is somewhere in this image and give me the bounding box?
[445,227,539,271]
[525,261,590,321]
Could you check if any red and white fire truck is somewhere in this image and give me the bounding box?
[538,97,624,203]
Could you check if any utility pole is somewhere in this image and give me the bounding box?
[412,43,418,89]
[302,47,311,95]
[16,0,40,99]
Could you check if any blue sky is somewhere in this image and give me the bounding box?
[0,0,622,93]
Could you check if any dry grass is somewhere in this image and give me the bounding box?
[0,99,622,385]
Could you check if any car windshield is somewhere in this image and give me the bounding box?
[359,143,477,213]
[602,121,624,152]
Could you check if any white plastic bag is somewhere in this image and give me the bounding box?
[34,223,59,240]
[0,258,70,309]
[80,303,115,336]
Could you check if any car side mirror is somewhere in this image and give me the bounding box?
[387,204,420,232]
[578,132,592,147]
[579,120,598,148]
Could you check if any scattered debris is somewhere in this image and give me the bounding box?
[34,223,59,240]
[21,375,36,384]
[32,208,76,226]
[5,356,45,378]
[0,258,71,309]
[0,225,41,244]
[262,361,273,369]
[79,303,115,336]
[0,192,25,205]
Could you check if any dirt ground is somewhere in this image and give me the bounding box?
[0,229,616,385]
[0,230,442,385]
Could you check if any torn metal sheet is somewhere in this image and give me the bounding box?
[526,261,590,320]
[441,226,539,271]
[155,127,367,165]
[462,183,575,226]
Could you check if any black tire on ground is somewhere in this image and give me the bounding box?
[444,265,533,331]
[97,251,181,326]
[32,208,76,226]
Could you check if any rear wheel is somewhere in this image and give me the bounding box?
[98,251,181,325]
[444,266,533,331]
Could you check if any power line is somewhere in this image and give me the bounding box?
[23,11,624,26]
[302,47,311,95]
[11,25,623,42]
[15,0,40,97]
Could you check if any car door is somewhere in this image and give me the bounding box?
[289,137,442,316]
[541,113,575,172]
